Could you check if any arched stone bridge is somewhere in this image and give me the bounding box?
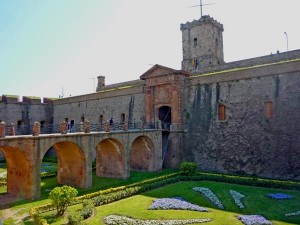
[0,130,162,201]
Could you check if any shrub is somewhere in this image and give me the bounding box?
[80,199,94,219]
[49,185,78,216]
[68,211,83,225]
[180,161,197,176]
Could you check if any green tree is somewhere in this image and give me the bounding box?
[49,185,78,216]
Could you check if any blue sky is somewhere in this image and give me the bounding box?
[1,0,299,99]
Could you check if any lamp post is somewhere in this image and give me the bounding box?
[284,32,289,52]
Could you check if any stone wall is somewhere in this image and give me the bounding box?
[0,99,53,127]
[53,80,146,127]
[197,49,300,75]
[183,60,300,180]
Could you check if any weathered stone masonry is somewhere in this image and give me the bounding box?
[183,60,300,180]
[1,15,300,182]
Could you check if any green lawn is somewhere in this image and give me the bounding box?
[38,181,300,225]
[1,169,300,225]
[0,169,176,224]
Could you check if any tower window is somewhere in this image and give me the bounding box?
[192,58,198,69]
[264,101,274,118]
[193,38,197,47]
[218,104,226,121]
[121,113,125,124]
[17,120,24,126]
[99,115,103,125]
[40,120,46,128]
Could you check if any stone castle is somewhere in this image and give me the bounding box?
[1,15,300,180]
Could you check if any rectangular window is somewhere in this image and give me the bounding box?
[218,104,226,121]
[264,101,274,118]
[99,115,103,124]
[193,38,197,47]
[121,113,125,124]
[17,120,24,126]
[40,120,46,128]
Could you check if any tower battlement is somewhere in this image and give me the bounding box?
[0,94,56,104]
[180,15,223,31]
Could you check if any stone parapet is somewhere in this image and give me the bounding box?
[180,15,223,31]
[191,58,300,85]
[53,80,144,105]
[2,95,19,103]
[23,96,41,104]
[196,49,300,75]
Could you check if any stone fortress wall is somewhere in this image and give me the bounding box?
[198,49,300,74]
[183,58,300,180]
[1,15,299,180]
[0,95,54,128]
[52,79,146,127]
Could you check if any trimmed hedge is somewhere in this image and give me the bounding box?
[193,172,300,190]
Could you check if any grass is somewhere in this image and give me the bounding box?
[37,181,300,225]
[1,170,300,224]
[38,168,176,198]
[0,169,176,224]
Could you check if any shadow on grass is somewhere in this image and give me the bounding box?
[43,214,62,224]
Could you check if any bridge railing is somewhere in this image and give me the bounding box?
[0,121,169,137]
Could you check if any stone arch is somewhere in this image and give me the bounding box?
[130,135,155,171]
[158,105,172,129]
[44,141,87,188]
[0,146,32,200]
[96,138,126,179]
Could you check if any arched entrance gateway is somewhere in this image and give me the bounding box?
[140,65,189,169]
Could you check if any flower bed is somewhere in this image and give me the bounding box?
[193,187,224,209]
[237,215,272,225]
[285,210,300,217]
[148,197,208,212]
[267,193,293,200]
[103,215,212,225]
[229,190,245,209]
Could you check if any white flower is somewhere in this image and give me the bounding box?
[285,210,300,217]
[237,215,272,225]
[103,215,212,224]
[229,190,245,209]
[193,187,224,209]
[148,197,208,212]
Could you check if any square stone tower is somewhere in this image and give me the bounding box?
[181,15,224,73]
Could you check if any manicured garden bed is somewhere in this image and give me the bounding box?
[39,181,300,225]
